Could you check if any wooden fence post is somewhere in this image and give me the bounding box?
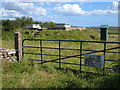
[14,32,22,62]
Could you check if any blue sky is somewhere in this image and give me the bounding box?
[1,1,119,27]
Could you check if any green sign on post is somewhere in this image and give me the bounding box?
[100,25,109,41]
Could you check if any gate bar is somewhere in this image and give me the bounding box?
[40,40,43,65]
[80,42,82,72]
[59,41,61,68]
[103,43,107,74]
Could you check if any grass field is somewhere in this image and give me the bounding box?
[1,28,120,88]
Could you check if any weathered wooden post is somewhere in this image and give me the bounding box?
[14,32,22,62]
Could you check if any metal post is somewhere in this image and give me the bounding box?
[40,40,43,65]
[103,42,106,74]
[14,32,22,62]
[80,42,82,72]
[22,40,24,58]
[58,41,61,68]
[100,25,109,41]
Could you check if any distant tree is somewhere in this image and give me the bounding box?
[14,17,34,28]
[42,22,55,28]
[2,17,55,31]
[15,17,22,28]
[2,19,14,31]
[27,17,34,24]
[49,22,55,27]
[20,17,28,28]
[34,21,42,24]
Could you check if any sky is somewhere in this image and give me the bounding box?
[1,0,120,27]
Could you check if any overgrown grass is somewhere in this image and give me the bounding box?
[2,60,120,88]
[2,28,120,88]
[36,29,100,40]
[1,28,119,49]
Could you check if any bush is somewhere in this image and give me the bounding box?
[100,73,120,88]
[25,31,29,34]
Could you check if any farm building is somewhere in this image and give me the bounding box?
[26,24,41,30]
[51,23,71,30]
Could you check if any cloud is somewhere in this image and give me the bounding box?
[1,1,119,21]
[2,0,119,2]
[2,2,47,16]
[1,8,24,19]
[37,2,45,6]
[2,2,47,19]
[2,0,91,2]
[109,1,118,11]
[54,3,118,16]
[91,9,108,15]
[54,4,86,15]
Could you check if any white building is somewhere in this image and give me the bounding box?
[26,24,41,30]
[53,23,71,30]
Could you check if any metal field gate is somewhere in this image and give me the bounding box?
[22,39,120,75]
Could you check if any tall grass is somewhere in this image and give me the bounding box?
[2,28,120,88]
[2,60,120,88]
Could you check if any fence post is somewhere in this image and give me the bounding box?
[58,41,61,68]
[40,40,43,65]
[100,25,109,41]
[14,32,22,62]
[80,42,82,72]
[103,42,106,74]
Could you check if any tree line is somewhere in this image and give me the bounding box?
[1,17,55,31]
